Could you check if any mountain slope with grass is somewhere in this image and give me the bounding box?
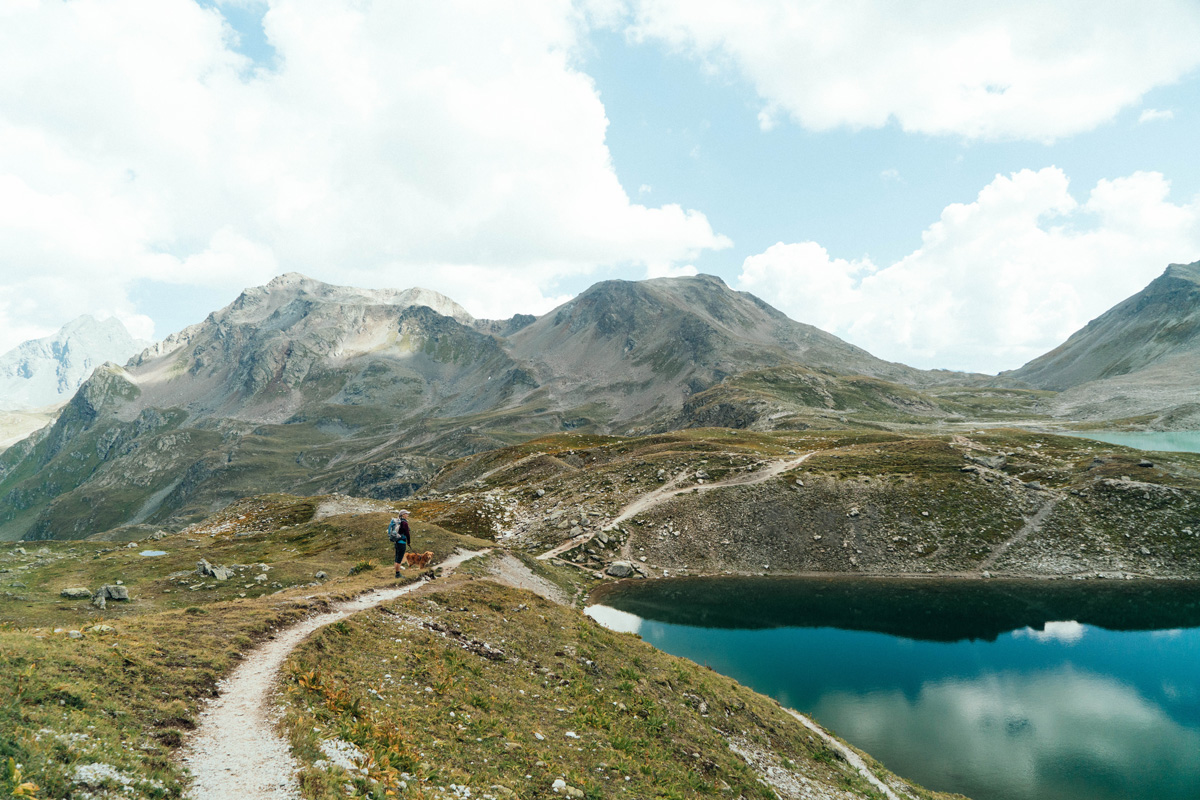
[0,494,964,800]
[414,428,1200,580]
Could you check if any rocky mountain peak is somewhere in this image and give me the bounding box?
[225,273,475,327]
[0,315,144,410]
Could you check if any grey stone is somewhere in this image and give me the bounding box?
[92,594,106,610]
[967,454,1007,470]
[197,559,233,581]
[95,584,129,601]
[605,561,635,578]
[1138,459,1154,468]
[315,571,328,580]
[60,587,92,599]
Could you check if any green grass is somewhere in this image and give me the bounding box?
[0,494,494,798]
[278,579,951,799]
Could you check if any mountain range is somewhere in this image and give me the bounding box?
[1,261,1197,541]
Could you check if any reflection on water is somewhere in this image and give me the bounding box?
[1011,620,1085,644]
[819,669,1200,800]
[588,578,1200,800]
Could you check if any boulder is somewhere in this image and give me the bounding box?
[967,454,1007,470]
[95,584,129,601]
[60,587,92,599]
[606,561,635,578]
[197,559,233,581]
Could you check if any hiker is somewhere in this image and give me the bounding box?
[388,510,411,578]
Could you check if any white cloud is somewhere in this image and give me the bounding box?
[1013,620,1086,645]
[625,0,1200,140]
[1139,108,1175,124]
[736,168,1200,373]
[0,0,728,353]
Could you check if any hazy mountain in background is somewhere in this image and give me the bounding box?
[0,315,145,411]
[1008,261,1200,427]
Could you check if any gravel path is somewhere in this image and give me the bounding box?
[537,452,814,561]
[180,549,486,799]
[978,495,1061,572]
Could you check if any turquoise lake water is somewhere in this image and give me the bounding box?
[1067,430,1200,453]
[587,578,1200,800]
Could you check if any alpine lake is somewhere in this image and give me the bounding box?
[586,432,1200,800]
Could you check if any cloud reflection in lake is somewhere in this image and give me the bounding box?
[817,668,1200,800]
[1012,619,1085,644]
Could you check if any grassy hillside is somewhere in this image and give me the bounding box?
[0,494,964,799]
[278,576,960,800]
[414,428,1200,579]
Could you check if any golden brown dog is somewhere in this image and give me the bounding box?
[403,550,434,569]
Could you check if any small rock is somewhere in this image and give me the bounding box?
[1139,546,1151,555]
[67,630,83,639]
[92,595,106,610]
[1138,459,1154,468]
[60,587,92,599]
[552,778,567,793]
[315,571,328,580]
[536,488,546,497]
[89,624,115,634]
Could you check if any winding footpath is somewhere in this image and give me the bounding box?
[537,452,814,561]
[977,495,1061,573]
[180,549,486,800]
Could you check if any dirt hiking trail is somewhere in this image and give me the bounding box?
[538,452,814,561]
[180,548,485,800]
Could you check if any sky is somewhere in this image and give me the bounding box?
[2,1,1200,374]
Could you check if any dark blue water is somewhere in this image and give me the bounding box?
[588,578,1200,800]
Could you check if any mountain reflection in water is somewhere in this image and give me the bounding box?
[590,575,1200,641]
[588,577,1200,800]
